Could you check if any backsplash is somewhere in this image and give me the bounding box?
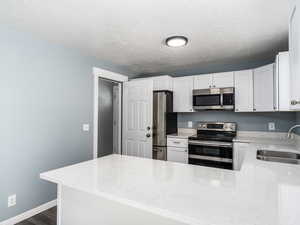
[178,111,297,132]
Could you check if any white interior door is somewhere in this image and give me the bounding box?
[123,79,153,158]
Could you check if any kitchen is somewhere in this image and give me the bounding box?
[1,1,300,225]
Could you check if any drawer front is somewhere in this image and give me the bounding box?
[167,138,188,148]
[167,147,188,163]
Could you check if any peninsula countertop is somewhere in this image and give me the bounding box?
[41,143,300,225]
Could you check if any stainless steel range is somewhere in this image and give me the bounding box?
[188,122,237,170]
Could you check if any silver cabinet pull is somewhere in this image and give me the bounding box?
[291,100,300,105]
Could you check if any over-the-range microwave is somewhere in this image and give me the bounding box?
[192,87,235,110]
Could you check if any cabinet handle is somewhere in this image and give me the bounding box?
[173,141,181,144]
[291,100,300,105]
[253,108,256,111]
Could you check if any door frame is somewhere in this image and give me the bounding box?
[93,67,128,159]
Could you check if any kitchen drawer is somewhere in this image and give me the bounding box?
[167,147,188,163]
[167,138,188,148]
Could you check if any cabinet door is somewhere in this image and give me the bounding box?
[153,76,173,91]
[212,72,234,88]
[289,2,300,110]
[234,70,253,112]
[253,64,275,112]
[193,74,212,89]
[167,147,188,164]
[173,77,193,112]
[233,143,248,170]
[276,52,290,111]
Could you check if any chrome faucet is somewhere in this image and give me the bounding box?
[287,125,300,139]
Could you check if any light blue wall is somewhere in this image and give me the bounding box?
[0,26,130,222]
[178,111,297,132]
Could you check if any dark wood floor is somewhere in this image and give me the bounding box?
[16,207,57,225]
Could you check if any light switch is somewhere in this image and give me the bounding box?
[188,121,193,128]
[82,124,90,132]
[8,194,16,207]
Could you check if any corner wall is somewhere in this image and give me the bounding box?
[0,26,129,222]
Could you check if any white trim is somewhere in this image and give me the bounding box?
[93,67,128,82]
[0,200,57,225]
[93,67,128,159]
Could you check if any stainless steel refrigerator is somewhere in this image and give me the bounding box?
[153,91,177,160]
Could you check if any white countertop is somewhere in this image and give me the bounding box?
[41,142,300,225]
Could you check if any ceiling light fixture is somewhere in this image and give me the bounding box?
[165,36,188,47]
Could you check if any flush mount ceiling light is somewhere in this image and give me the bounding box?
[165,36,188,47]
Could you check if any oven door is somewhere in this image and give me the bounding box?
[188,140,233,169]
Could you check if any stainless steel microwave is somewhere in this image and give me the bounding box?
[192,87,235,110]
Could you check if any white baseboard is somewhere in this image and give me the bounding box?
[0,199,57,225]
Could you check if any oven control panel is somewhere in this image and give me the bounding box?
[197,122,236,132]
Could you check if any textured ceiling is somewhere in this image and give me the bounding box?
[1,0,289,76]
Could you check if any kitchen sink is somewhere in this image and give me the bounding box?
[257,150,300,165]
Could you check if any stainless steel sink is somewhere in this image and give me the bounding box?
[257,150,300,165]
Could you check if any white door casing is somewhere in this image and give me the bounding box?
[93,67,128,159]
[123,79,153,158]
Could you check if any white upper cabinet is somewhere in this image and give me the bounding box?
[275,52,290,111]
[234,70,253,112]
[289,0,300,110]
[193,74,212,89]
[173,76,194,112]
[193,72,234,89]
[153,75,173,91]
[253,64,275,112]
[212,72,234,88]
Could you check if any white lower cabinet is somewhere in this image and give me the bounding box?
[173,76,193,112]
[167,137,188,164]
[233,142,248,170]
[234,70,253,112]
[167,146,188,164]
[253,64,275,112]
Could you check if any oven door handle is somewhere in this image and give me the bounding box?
[188,140,233,148]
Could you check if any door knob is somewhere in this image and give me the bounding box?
[146,133,151,138]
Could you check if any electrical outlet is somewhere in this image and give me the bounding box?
[188,121,193,128]
[268,122,275,131]
[82,124,90,132]
[8,194,16,207]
